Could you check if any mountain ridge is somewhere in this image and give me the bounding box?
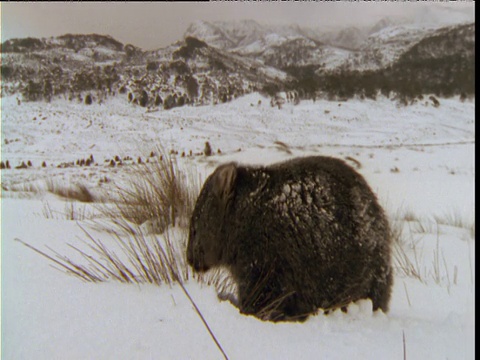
[1,19,475,106]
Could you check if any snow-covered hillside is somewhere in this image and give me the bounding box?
[342,25,437,71]
[185,20,306,51]
[1,92,475,359]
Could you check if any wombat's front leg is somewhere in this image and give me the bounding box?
[368,264,393,313]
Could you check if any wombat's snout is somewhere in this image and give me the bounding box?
[189,255,210,272]
[186,248,194,267]
[194,262,210,272]
[186,246,200,270]
[186,237,210,272]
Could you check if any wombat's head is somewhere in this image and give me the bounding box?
[187,163,238,272]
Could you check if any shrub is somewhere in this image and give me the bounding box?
[85,94,93,105]
[139,90,149,107]
[163,94,176,110]
[1,65,14,80]
[146,61,159,72]
[154,94,163,106]
[204,141,212,156]
[99,145,200,233]
[45,179,95,203]
[173,37,207,59]
[186,76,199,100]
[21,80,43,102]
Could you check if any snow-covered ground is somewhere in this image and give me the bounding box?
[2,93,475,359]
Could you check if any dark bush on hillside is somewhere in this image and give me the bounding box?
[125,44,141,60]
[155,94,163,106]
[204,141,212,156]
[177,95,186,107]
[1,65,14,80]
[2,37,45,52]
[186,76,199,100]
[147,61,159,72]
[139,90,149,107]
[21,80,43,102]
[169,60,190,75]
[261,83,281,97]
[209,58,227,72]
[173,36,208,59]
[85,94,93,105]
[185,36,208,49]
[284,65,321,98]
[164,94,176,110]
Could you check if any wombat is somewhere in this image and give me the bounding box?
[187,156,392,322]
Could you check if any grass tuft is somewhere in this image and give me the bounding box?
[393,238,424,283]
[45,179,96,202]
[17,224,192,285]
[41,200,94,221]
[98,145,200,234]
[433,210,475,236]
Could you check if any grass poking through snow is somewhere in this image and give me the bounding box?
[16,148,230,358]
[17,218,193,285]
[97,145,200,234]
[391,208,472,288]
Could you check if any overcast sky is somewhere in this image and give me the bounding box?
[1,2,475,50]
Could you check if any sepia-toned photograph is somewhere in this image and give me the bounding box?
[1,2,474,359]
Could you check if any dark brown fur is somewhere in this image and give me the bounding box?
[187,156,393,322]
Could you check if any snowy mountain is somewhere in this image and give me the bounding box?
[185,20,334,69]
[1,32,291,108]
[184,8,474,71]
[0,12,475,106]
[185,20,306,51]
[386,22,475,96]
[338,6,474,71]
[341,25,438,71]
[1,34,126,66]
[2,33,125,53]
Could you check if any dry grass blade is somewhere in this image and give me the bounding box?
[45,179,96,203]
[78,225,137,283]
[177,279,229,360]
[393,240,424,283]
[274,140,293,155]
[256,291,298,321]
[67,243,121,281]
[160,255,229,360]
[45,244,107,282]
[15,238,103,282]
[403,282,411,307]
[433,211,474,230]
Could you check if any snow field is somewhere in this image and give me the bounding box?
[1,92,474,359]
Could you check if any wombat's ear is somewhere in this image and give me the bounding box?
[212,163,237,206]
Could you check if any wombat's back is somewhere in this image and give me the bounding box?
[226,156,392,319]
